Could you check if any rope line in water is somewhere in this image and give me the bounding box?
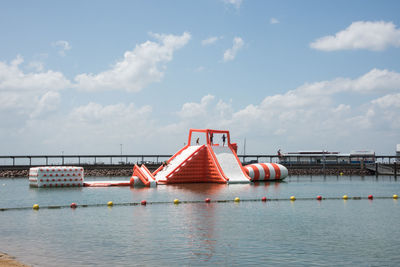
[0,195,398,212]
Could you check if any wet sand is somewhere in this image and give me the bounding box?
[0,253,30,267]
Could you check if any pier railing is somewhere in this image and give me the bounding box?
[0,154,398,167]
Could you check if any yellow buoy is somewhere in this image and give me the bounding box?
[32,204,39,210]
[107,201,113,206]
[290,196,296,201]
[339,172,343,176]
[393,194,398,199]
[342,195,348,200]
[234,197,240,202]
[173,199,180,204]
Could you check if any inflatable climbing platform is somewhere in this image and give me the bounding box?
[150,129,251,184]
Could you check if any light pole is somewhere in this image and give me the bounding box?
[120,144,123,163]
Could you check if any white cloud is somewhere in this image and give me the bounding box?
[1,67,399,155]
[310,21,400,51]
[30,91,61,118]
[223,37,244,62]
[69,102,152,126]
[0,55,71,113]
[223,0,242,9]
[0,55,70,92]
[174,69,400,153]
[295,68,400,96]
[178,95,215,119]
[362,93,400,131]
[74,32,191,92]
[270,18,279,24]
[371,93,400,108]
[52,40,71,56]
[202,36,222,46]
[11,101,158,154]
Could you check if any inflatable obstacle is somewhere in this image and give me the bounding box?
[29,129,289,188]
[83,180,131,187]
[29,166,132,187]
[29,166,84,187]
[130,164,156,187]
[244,163,288,181]
[152,129,251,184]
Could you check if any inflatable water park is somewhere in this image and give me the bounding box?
[29,129,288,188]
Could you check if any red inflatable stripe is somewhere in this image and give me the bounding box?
[260,163,270,180]
[271,163,281,179]
[250,165,260,180]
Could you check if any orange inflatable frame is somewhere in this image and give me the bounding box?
[153,129,249,184]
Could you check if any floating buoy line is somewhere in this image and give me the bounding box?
[0,194,398,212]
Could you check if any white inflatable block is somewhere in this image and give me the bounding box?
[29,166,84,188]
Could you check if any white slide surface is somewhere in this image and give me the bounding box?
[212,146,250,183]
[155,145,201,182]
[140,166,157,187]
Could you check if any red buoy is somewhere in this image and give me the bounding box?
[317,195,322,200]
[141,200,147,205]
[70,203,77,208]
[205,198,211,203]
[261,197,267,202]
[368,194,373,200]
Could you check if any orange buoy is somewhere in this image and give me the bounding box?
[317,195,322,200]
[141,200,147,205]
[205,198,211,203]
[70,203,77,208]
[261,197,267,202]
[368,195,373,200]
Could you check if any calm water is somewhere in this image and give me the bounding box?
[1,175,400,266]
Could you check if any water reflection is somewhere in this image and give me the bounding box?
[166,183,226,196]
[183,203,217,262]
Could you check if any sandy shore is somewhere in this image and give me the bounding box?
[0,253,30,267]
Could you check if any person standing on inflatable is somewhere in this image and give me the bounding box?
[222,134,226,146]
[210,133,214,145]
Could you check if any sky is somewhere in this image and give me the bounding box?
[1,0,400,156]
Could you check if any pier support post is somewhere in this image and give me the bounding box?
[395,162,397,178]
[375,162,378,176]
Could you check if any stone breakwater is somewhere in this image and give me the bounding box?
[0,169,29,178]
[0,167,139,178]
[288,168,373,176]
[0,165,373,178]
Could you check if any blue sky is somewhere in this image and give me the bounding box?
[1,0,400,155]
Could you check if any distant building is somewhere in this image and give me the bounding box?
[281,151,348,164]
[280,150,375,164]
[349,150,375,163]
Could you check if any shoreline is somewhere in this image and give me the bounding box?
[0,252,29,267]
